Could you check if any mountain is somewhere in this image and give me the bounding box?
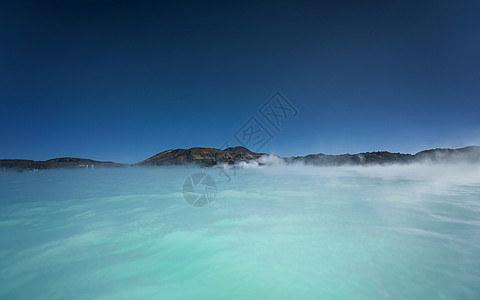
[290,146,480,166]
[2,146,479,171]
[413,146,480,163]
[0,157,123,171]
[139,145,480,167]
[138,146,263,167]
[289,151,413,166]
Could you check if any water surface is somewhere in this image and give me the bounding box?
[1,165,479,299]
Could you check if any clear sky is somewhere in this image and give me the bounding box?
[1,0,479,163]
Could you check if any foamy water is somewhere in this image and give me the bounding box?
[1,164,480,299]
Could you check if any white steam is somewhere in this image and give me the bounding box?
[232,155,480,188]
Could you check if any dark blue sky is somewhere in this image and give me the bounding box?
[1,0,479,163]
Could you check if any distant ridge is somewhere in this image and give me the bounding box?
[0,157,123,171]
[289,145,480,166]
[1,146,479,171]
[138,146,263,167]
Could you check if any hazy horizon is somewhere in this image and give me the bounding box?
[2,144,480,165]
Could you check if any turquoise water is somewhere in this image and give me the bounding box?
[1,165,480,299]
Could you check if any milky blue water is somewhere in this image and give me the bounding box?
[1,165,480,299]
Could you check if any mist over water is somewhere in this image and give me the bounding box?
[1,163,480,299]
